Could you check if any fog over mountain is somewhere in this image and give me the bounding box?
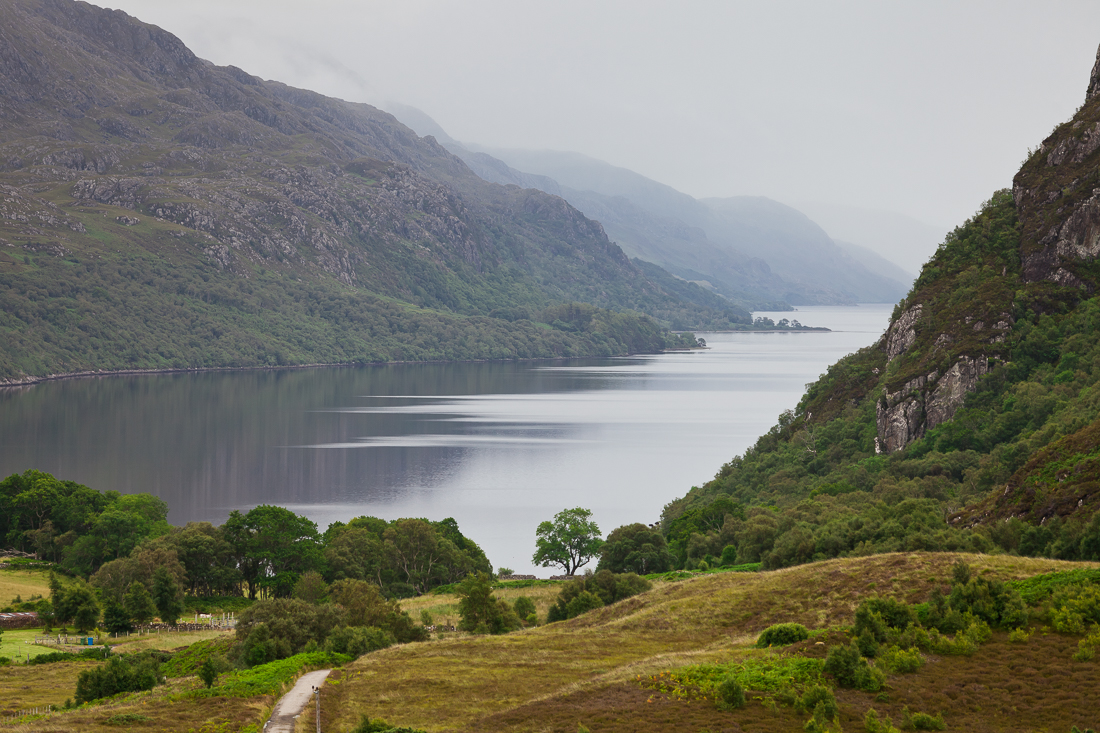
[790,202,950,278]
[387,105,910,307]
[96,1,1100,241]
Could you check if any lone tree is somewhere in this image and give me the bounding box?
[532,507,603,576]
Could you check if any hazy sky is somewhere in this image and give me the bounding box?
[106,0,1100,230]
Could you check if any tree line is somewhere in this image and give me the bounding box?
[0,470,491,630]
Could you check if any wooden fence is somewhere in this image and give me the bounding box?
[1,705,53,724]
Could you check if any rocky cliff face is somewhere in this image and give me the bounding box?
[1015,43,1100,291]
[867,45,1100,454]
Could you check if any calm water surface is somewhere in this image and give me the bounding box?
[1,304,893,574]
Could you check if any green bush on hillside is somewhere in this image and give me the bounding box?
[546,570,651,622]
[823,641,884,691]
[75,655,160,704]
[755,622,810,648]
[715,676,745,711]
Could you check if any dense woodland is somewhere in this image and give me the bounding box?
[0,469,490,612]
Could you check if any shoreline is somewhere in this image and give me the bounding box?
[0,327,831,388]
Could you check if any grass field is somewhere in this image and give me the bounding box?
[0,564,50,607]
[0,629,80,663]
[315,552,1099,733]
[107,628,234,655]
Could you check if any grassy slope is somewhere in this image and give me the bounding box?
[0,563,50,606]
[314,553,1092,733]
[0,0,741,381]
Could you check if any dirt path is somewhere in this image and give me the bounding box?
[264,668,332,733]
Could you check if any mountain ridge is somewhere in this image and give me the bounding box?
[0,0,751,381]
[386,105,911,308]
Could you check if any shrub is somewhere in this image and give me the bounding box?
[856,663,886,693]
[1008,627,1030,643]
[456,573,522,634]
[1054,607,1087,634]
[199,658,218,689]
[865,709,903,733]
[756,623,810,648]
[857,598,916,636]
[715,676,745,710]
[565,591,604,618]
[798,685,837,718]
[933,562,1028,630]
[1050,585,1100,633]
[823,642,862,688]
[901,707,945,731]
[75,656,160,703]
[857,628,879,658]
[546,571,651,622]
[236,597,346,666]
[878,646,923,674]
[824,642,884,691]
[513,596,536,620]
[1075,626,1100,661]
[29,648,111,665]
[324,626,394,657]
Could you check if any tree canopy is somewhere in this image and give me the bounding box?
[532,507,603,576]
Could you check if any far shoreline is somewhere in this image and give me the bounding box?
[0,325,842,388]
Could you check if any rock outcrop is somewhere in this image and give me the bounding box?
[1014,41,1100,290]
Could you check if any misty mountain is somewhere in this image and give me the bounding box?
[389,109,909,307]
[789,200,947,277]
[0,0,747,381]
[832,240,917,286]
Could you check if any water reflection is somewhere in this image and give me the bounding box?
[0,304,893,574]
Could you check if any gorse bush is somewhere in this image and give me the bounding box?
[756,622,810,648]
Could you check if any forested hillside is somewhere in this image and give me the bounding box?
[0,0,738,383]
[659,51,1100,571]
